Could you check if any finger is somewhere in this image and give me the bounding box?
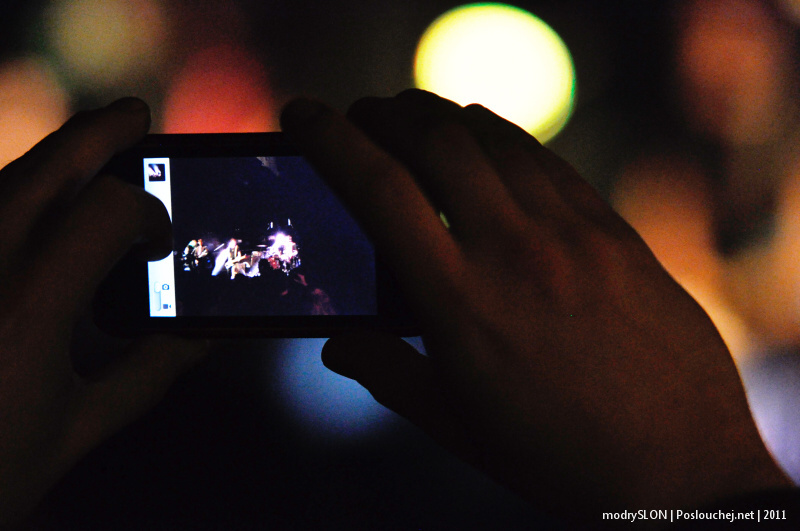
[347,91,529,244]
[63,335,209,462]
[460,103,628,232]
[22,174,172,325]
[281,98,466,316]
[322,333,481,467]
[0,98,150,255]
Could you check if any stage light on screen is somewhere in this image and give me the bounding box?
[162,44,278,133]
[414,3,576,143]
[45,0,167,88]
[0,57,69,168]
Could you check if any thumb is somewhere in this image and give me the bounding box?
[64,335,209,461]
[322,332,480,465]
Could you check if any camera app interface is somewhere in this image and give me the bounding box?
[144,156,376,317]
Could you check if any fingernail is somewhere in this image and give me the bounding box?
[280,98,328,130]
[107,97,149,114]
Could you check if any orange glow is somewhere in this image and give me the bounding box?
[613,155,753,361]
[161,44,278,133]
[675,0,794,145]
[0,57,69,168]
[613,157,718,286]
[46,0,168,88]
[724,156,800,345]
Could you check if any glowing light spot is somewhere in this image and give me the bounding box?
[46,0,167,88]
[271,338,396,441]
[414,3,575,142]
[162,44,278,133]
[0,57,69,168]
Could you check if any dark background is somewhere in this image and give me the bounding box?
[3,0,800,529]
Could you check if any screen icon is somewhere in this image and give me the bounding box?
[147,163,166,181]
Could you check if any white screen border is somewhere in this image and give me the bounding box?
[144,158,176,317]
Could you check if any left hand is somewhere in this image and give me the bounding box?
[0,98,207,527]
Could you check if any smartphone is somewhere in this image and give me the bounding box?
[94,133,417,336]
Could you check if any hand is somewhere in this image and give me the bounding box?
[280,90,791,522]
[0,99,207,527]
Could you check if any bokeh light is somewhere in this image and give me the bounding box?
[271,338,398,441]
[675,0,794,145]
[414,3,575,143]
[612,156,753,361]
[723,163,800,346]
[162,43,278,133]
[0,56,69,168]
[45,0,168,89]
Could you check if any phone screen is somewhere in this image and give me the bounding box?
[143,155,376,318]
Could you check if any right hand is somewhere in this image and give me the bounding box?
[280,90,791,522]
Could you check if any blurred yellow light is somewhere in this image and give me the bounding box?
[414,3,575,142]
[0,57,69,168]
[47,0,167,88]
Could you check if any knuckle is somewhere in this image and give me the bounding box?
[351,154,411,204]
[580,223,657,284]
[463,102,489,113]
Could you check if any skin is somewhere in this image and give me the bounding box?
[0,90,791,527]
[279,90,792,524]
[0,98,207,528]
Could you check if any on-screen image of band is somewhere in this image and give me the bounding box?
[182,238,210,271]
[184,220,300,279]
[176,219,335,315]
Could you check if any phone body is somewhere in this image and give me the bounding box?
[94,133,417,337]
